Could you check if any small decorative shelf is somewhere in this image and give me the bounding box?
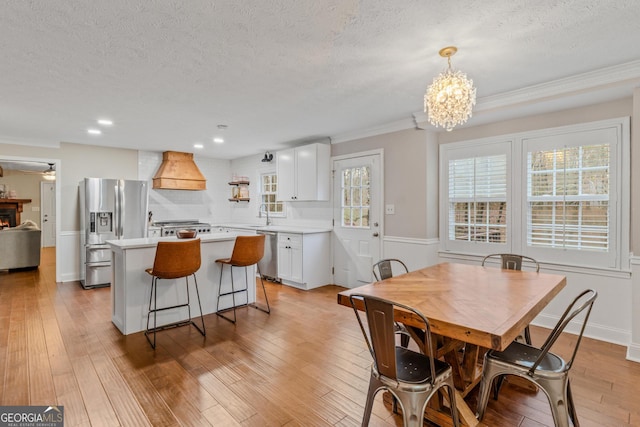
[228,180,250,202]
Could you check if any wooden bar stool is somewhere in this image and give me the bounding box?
[215,234,270,323]
[145,238,205,349]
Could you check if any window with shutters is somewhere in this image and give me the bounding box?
[449,155,507,243]
[441,141,511,254]
[527,145,609,251]
[440,118,628,269]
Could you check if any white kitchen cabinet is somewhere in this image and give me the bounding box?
[276,142,330,201]
[277,231,331,290]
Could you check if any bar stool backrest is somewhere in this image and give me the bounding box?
[151,239,201,279]
[229,235,266,266]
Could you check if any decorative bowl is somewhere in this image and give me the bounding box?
[176,229,197,239]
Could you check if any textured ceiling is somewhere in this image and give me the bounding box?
[1,1,640,159]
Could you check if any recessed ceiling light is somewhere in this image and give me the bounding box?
[213,137,224,144]
[194,143,204,149]
[87,128,102,135]
[97,119,113,126]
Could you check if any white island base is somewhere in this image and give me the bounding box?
[107,233,256,335]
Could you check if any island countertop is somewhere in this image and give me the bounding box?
[105,231,239,249]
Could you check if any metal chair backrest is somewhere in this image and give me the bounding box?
[372,258,409,281]
[482,253,540,272]
[151,239,201,279]
[229,235,266,266]
[532,289,597,373]
[349,294,437,384]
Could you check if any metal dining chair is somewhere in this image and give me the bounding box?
[144,238,205,349]
[372,258,409,281]
[482,253,541,397]
[476,289,597,427]
[482,253,540,345]
[482,253,540,273]
[372,258,412,350]
[349,294,460,427]
[215,234,270,323]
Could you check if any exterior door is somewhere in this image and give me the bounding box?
[41,181,56,247]
[332,152,382,288]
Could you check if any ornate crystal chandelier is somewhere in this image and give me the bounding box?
[424,46,476,132]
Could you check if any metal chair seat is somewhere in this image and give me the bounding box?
[391,347,453,384]
[215,234,270,323]
[490,341,566,373]
[145,238,205,349]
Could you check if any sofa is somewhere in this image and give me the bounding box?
[0,228,41,270]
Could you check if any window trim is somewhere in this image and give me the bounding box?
[439,117,630,271]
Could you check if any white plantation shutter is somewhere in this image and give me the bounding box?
[448,154,507,242]
[442,141,511,253]
[522,125,621,268]
[527,145,609,251]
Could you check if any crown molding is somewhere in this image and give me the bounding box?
[0,135,61,148]
[335,60,640,142]
[476,59,640,112]
[330,117,416,144]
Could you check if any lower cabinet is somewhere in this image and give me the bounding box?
[277,232,331,290]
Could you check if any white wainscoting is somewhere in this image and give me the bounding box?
[628,256,640,362]
[382,236,439,271]
[57,231,81,283]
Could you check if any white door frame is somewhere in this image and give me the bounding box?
[331,149,384,286]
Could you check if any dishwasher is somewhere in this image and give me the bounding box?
[257,230,280,282]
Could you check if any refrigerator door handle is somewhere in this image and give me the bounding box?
[114,181,122,238]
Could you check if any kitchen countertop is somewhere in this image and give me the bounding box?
[215,224,332,234]
[105,232,237,249]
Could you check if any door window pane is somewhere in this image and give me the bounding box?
[342,166,371,228]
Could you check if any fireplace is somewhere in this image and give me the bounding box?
[0,199,32,228]
[0,208,16,229]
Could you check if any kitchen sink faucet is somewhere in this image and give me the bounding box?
[258,204,272,226]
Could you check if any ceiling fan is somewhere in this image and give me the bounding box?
[16,162,56,179]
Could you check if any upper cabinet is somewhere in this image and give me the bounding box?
[276,143,330,201]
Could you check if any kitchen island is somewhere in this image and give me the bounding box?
[214,224,332,289]
[106,232,255,335]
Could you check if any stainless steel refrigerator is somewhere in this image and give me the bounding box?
[79,178,149,289]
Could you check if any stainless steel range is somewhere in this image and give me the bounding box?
[153,220,212,236]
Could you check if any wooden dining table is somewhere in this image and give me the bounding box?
[337,262,566,427]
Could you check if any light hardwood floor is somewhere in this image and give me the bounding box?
[1,248,639,426]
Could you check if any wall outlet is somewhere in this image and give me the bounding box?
[385,204,395,215]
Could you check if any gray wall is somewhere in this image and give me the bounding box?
[332,128,428,239]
